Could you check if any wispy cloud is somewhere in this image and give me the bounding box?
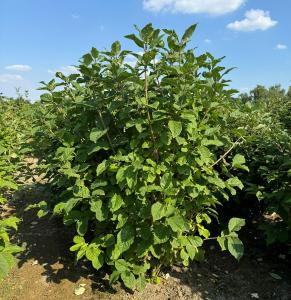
[71,14,80,19]
[276,44,287,50]
[0,74,23,83]
[5,64,32,72]
[143,0,245,15]
[238,87,250,93]
[204,39,212,44]
[227,9,277,32]
[48,65,80,76]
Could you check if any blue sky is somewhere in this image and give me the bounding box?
[1,0,290,100]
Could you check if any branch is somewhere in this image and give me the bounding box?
[210,138,242,168]
[144,46,159,162]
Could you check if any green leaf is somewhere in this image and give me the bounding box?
[96,160,107,176]
[121,270,136,290]
[228,218,245,232]
[89,127,108,143]
[227,177,244,190]
[76,247,86,260]
[217,236,227,251]
[197,146,212,164]
[185,236,203,259]
[153,224,170,244]
[73,181,90,198]
[64,198,81,214]
[73,236,85,244]
[151,202,175,222]
[132,262,150,275]
[0,178,17,190]
[168,120,182,138]
[109,271,120,285]
[117,225,135,253]
[182,24,197,43]
[232,154,245,166]
[201,139,224,147]
[124,34,144,48]
[207,176,225,189]
[160,130,172,145]
[82,53,93,65]
[227,237,244,261]
[167,214,189,232]
[188,236,203,247]
[269,272,282,280]
[70,243,82,252]
[136,239,152,257]
[111,41,121,54]
[180,248,189,266]
[124,166,136,189]
[0,252,15,280]
[91,47,99,58]
[160,172,173,190]
[86,245,100,261]
[116,166,126,184]
[90,200,108,222]
[232,154,249,171]
[0,217,20,230]
[115,259,128,272]
[76,218,88,236]
[198,225,210,238]
[109,194,124,212]
[136,274,147,292]
[92,252,104,270]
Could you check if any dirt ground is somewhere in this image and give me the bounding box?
[0,183,290,300]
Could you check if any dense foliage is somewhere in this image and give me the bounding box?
[231,86,291,247]
[0,24,290,287]
[0,95,31,279]
[30,24,247,290]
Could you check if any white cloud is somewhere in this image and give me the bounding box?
[71,14,80,19]
[204,39,212,43]
[143,0,245,15]
[276,44,287,50]
[5,64,32,72]
[227,9,277,32]
[124,52,159,68]
[0,74,23,83]
[48,65,80,75]
[238,87,250,93]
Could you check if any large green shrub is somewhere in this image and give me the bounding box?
[32,24,247,290]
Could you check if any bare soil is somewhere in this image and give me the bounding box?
[0,183,290,300]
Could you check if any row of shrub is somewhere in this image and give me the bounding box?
[229,86,291,246]
[0,95,34,279]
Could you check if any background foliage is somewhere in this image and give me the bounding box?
[0,94,33,279]
[231,86,291,247]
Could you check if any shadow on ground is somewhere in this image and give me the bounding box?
[7,184,114,292]
[1,183,291,300]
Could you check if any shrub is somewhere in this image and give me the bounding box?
[32,24,247,290]
[0,97,28,280]
[227,92,291,248]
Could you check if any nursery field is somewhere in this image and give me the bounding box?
[0,24,290,299]
[0,185,291,300]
